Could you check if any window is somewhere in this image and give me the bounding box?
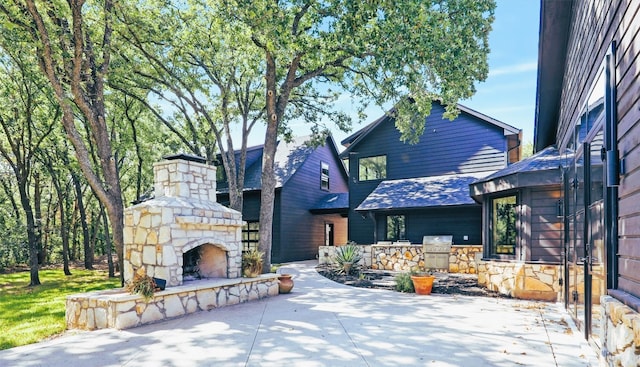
[490,195,517,255]
[242,222,259,252]
[386,215,406,241]
[216,164,226,182]
[358,155,386,181]
[320,162,330,190]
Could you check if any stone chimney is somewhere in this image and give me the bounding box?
[123,154,244,287]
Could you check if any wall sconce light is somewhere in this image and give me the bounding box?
[556,200,564,218]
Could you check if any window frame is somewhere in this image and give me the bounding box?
[241,221,260,252]
[385,214,406,242]
[358,155,387,182]
[488,193,519,259]
[320,161,330,191]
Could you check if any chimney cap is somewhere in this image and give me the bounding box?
[162,153,207,164]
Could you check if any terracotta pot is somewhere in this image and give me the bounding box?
[278,274,294,294]
[411,275,435,295]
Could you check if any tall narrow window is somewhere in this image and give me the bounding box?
[216,164,226,182]
[359,155,386,181]
[491,195,517,255]
[242,221,260,252]
[321,162,330,190]
[386,215,406,241]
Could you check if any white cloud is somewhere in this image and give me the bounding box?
[489,61,538,77]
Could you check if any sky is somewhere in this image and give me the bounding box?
[241,0,541,149]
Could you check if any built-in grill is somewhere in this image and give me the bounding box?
[422,235,453,271]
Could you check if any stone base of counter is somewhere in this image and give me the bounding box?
[66,274,279,330]
[478,262,561,301]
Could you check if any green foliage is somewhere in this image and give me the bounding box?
[0,269,120,350]
[124,270,157,300]
[394,272,415,293]
[242,248,265,277]
[333,242,362,274]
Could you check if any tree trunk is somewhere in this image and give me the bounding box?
[101,205,115,278]
[72,173,93,270]
[17,183,40,286]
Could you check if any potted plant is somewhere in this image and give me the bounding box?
[242,248,264,277]
[333,242,362,275]
[125,268,157,301]
[410,267,436,295]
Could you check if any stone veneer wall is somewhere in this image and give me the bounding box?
[478,261,561,302]
[123,158,244,287]
[600,295,640,366]
[318,245,482,273]
[67,275,279,330]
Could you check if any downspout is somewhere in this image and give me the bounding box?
[604,42,619,290]
[368,211,377,244]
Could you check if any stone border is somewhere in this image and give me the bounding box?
[600,295,640,366]
[318,244,482,273]
[478,261,561,301]
[66,274,279,330]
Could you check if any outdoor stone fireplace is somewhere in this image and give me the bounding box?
[66,155,279,331]
[123,154,243,287]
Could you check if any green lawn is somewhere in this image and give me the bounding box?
[0,269,120,350]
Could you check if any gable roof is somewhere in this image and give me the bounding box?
[340,101,520,157]
[355,172,489,212]
[218,135,346,193]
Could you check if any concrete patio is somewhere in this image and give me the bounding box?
[0,260,599,367]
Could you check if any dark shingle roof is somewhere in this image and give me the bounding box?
[473,146,569,184]
[218,136,324,193]
[355,173,489,212]
[310,193,349,213]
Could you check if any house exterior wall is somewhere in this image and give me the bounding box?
[217,138,349,264]
[542,1,640,364]
[347,102,511,245]
[372,206,481,245]
[276,144,348,263]
[558,0,640,301]
[526,186,563,263]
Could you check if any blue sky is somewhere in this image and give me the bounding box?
[243,0,541,149]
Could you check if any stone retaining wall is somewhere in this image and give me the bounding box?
[318,244,482,273]
[66,275,278,330]
[478,261,561,301]
[600,295,640,366]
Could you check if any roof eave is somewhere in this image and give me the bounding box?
[534,0,574,152]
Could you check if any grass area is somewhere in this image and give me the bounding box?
[0,269,120,350]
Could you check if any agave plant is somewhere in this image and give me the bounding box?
[333,242,362,275]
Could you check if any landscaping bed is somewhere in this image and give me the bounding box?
[316,266,509,298]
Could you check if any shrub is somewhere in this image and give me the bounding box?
[394,272,415,293]
[242,248,264,277]
[333,242,362,275]
[125,269,156,300]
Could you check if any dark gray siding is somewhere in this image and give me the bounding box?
[527,187,563,263]
[275,143,348,262]
[347,102,509,244]
[556,1,640,299]
[372,206,482,245]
